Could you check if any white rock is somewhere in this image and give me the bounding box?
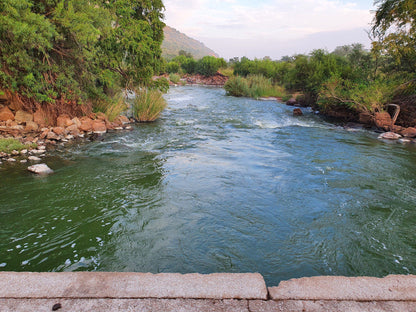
[20,159,27,163]
[20,149,28,154]
[399,138,412,144]
[11,150,20,156]
[27,164,53,175]
[31,149,45,154]
[378,132,402,140]
[28,156,41,161]
[65,135,74,140]
[6,158,16,162]
[114,127,123,130]
[38,146,46,150]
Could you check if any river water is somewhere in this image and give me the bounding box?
[1,86,416,286]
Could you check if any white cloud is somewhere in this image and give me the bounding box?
[163,0,375,59]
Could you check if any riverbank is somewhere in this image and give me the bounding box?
[1,272,415,311]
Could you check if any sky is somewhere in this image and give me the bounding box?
[163,0,377,60]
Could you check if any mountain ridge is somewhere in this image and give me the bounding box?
[162,26,218,60]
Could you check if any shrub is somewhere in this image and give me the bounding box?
[196,56,223,76]
[224,76,250,97]
[132,88,167,122]
[0,138,36,153]
[169,73,181,84]
[166,61,180,73]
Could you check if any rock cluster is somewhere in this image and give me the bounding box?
[0,107,134,171]
[183,73,228,86]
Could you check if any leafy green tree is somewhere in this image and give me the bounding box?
[196,56,224,76]
[0,0,165,109]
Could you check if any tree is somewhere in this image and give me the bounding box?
[0,0,165,111]
[372,0,416,72]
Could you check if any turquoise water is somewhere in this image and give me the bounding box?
[1,86,416,286]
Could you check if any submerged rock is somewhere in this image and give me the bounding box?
[27,164,53,175]
[293,108,303,116]
[28,156,42,161]
[378,132,402,140]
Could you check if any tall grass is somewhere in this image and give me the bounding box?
[224,75,287,98]
[132,88,167,122]
[169,73,181,84]
[224,76,249,97]
[93,94,128,122]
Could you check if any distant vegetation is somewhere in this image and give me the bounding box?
[164,52,227,77]
[162,26,218,60]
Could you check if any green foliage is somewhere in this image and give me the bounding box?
[224,75,287,98]
[132,88,167,122]
[166,62,180,74]
[196,56,225,76]
[0,0,165,107]
[181,58,197,74]
[149,77,169,93]
[92,95,128,122]
[0,138,36,153]
[224,76,250,97]
[169,73,181,84]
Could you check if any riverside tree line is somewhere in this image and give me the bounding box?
[0,0,415,125]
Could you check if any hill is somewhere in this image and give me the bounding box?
[162,26,218,60]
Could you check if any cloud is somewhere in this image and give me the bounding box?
[163,0,374,58]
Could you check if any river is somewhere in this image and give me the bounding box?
[1,86,416,286]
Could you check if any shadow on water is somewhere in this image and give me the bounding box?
[1,86,416,286]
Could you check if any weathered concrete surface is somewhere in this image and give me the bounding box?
[1,273,416,311]
[249,300,416,312]
[0,272,267,300]
[269,275,416,301]
[0,299,249,312]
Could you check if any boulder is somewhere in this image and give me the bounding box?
[293,108,303,116]
[46,131,59,140]
[56,114,73,128]
[33,109,48,127]
[40,129,49,140]
[66,124,80,136]
[359,112,373,125]
[0,107,14,121]
[92,120,107,134]
[27,163,53,175]
[52,127,65,136]
[72,117,81,128]
[15,110,33,124]
[115,115,130,125]
[286,98,297,106]
[25,121,39,132]
[374,112,392,131]
[378,132,402,140]
[28,156,42,161]
[79,116,93,132]
[401,127,416,138]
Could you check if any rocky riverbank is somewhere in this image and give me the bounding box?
[0,106,134,168]
[286,98,416,143]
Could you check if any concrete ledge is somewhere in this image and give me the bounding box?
[0,272,267,300]
[269,275,416,301]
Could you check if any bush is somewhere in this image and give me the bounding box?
[166,61,180,73]
[132,88,167,122]
[0,138,36,153]
[196,56,223,76]
[181,58,197,74]
[169,73,181,84]
[224,76,250,97]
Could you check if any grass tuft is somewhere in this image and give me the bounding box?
[132,88,167,122]
[0,138,36,153]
